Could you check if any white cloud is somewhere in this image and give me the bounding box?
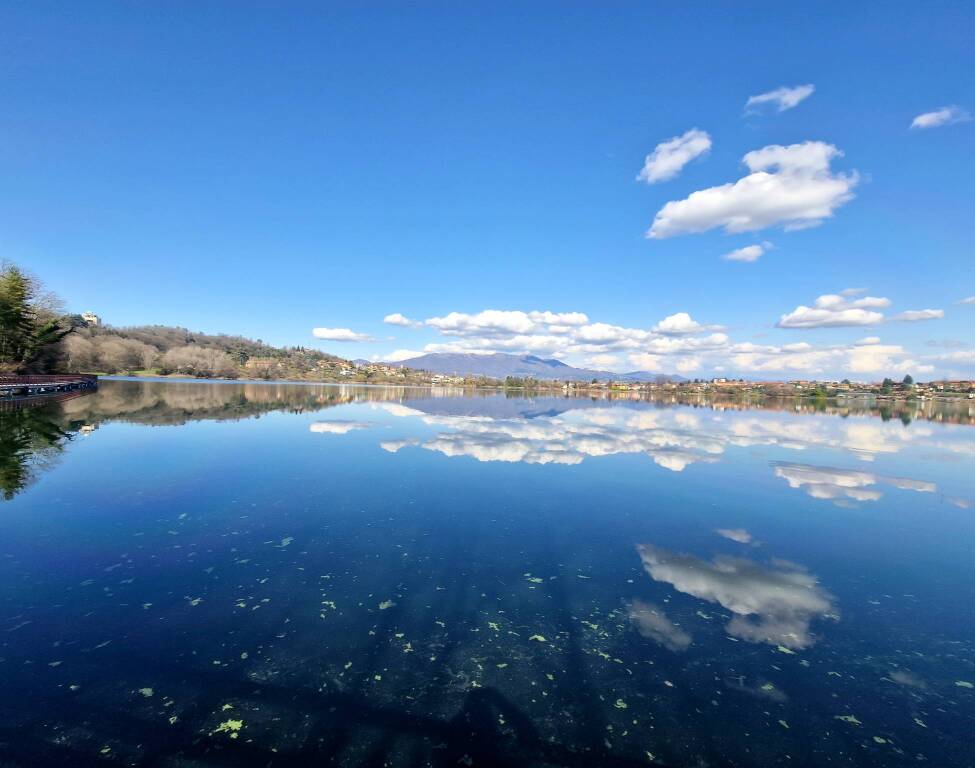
[729,336,933,377]
[675,357,702,373]
[777,293,888,329]
[745,84,815,113]
[587,354,619,368]
[382,348,426,362]
[778,293,943,330]
[723,241,772,262]
[636,128,712,184]
[846,343,933,375]
[383,313,421,328]
[652,312,716,335]
[426,310,589,338]
[893,309,944,322]
[958,296,975,305]
[910,106,971,129]
[627,353,665,371]
[648,141,857,238]
[367,300,948,379]
[312,327,374,342]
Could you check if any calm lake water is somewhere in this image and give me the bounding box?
[1,379,973,767]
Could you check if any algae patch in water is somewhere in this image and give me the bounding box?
[213,719,244,739]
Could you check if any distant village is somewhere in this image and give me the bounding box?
[326,363,974,402]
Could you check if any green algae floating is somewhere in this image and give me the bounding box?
[213,719,244,739]
[378,600,396,610]
[955,680,974,689]
[138,687,154,698]
[614,699,628,710]
[834,714,862,725]
[528,634,547,642]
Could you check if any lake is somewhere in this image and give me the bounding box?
[1,379,973,767]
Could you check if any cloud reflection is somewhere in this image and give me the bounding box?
[716,528,753,544]
[636,543,835,650]
[772,462,936,505]
[309,421,372,435]
[627,599,692,651]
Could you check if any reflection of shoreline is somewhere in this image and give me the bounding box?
[9,380,972,505]
[99,378,975,426]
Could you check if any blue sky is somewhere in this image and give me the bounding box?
[2,2,973,379]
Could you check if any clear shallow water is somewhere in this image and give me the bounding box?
[1,380,974,767]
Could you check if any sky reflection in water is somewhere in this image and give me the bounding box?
[0,380,973,767]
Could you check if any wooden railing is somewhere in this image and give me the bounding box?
[0,374,98,398]
[0,374,98,385]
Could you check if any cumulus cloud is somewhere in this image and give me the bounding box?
[893,309,944,322]
[627,599,692,651]
[647,141,857,238]
[426,310,589,338]
[777,293,889,328]
[636,543,835,649]
[910,106,971,129]
[723,241,772,262]
[636,128,712,184]
[383,313,421,328]
[729,336,932,376]
[846,342,934,374]
[409,308,729,370]
[381,348,426,362]
[371,300,943,378]
[587,354,619,368]
[312,327,374,342]
[745,84,815,113]
[652,312,713,335]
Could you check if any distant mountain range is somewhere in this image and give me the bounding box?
[388,352,685,383]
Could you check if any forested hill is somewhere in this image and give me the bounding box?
[61,322,357,380]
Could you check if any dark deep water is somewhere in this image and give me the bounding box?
[1,379,973,767]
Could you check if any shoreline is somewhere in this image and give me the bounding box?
[94,374,972,403]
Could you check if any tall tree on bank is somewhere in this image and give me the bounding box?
[0,264,72,374]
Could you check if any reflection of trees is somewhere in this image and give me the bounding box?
[644,394,975,426]
[0,400,72,500]
[57,380,420,427]
[0,380,425,500]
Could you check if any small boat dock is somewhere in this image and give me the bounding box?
[0,374,99,398]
